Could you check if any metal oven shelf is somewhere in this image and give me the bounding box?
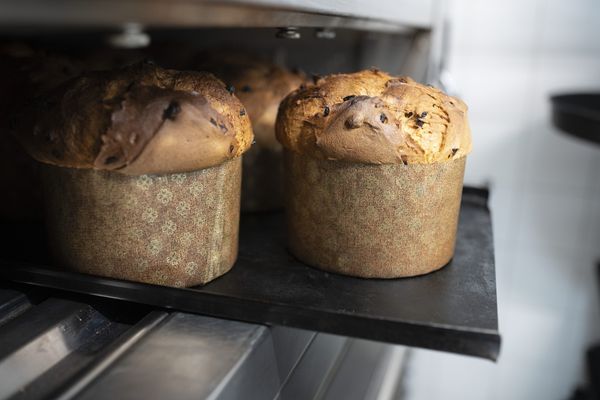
[0,187,501,361]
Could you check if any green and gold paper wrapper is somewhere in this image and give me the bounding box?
[285,152,466,278]
[41,157,241,288]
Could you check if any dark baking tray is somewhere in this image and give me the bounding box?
[0,187,500,361]
[551,93,600,145]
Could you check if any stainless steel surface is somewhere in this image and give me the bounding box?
[270,326,316,384]
[277,333,348,400]
[0,288,32,327]
[0,0,430,32]
[75,313,278,400]
[374,346,407,400]
[56,311,169,400]
[320,341,407,400]
[0,298,128,399]
[0,285,405,400]
[318,340,391,400]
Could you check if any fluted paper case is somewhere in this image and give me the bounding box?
[284,151,466,278]
[40,157,241,287]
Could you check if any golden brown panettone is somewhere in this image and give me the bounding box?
[13,61,254,287]
[276,69,471,165]
[13,61,253,176]
[277,69,471,279]
[198,53,306,211]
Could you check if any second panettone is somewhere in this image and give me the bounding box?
[198,54,306,211]
[276,69,472,278]
[13,61,253,287]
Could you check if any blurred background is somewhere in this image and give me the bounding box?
[404,0,600,399]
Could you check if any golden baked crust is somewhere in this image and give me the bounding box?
[13,61,254,175]
[276,69,472,164]
[198,53,306,151]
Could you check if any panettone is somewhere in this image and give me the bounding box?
[276,69,471,278]
[198,53,306,211]
[13,62,254,287]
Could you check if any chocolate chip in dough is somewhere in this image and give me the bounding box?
[323,106,330,117]
[239,109,246,116]
[226,85,235,94]
[451,148,459,156]
[343,95,356,102]
[420,111,428,118]
[344,115,361,129]
[209,117,217,127]
[416,119,424,128]
[104,155,119,165]
[163,101,181,121]
[380,113,388,123]
[405,112,413,118]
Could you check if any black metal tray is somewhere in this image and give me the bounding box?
[551,93,600,145]
[0,187,500,360]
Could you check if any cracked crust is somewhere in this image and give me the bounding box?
[12,61,254,175]
[276,69,471,165]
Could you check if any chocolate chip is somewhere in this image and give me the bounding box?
[405,112,413,118]
[323,106,330,117]
[312,74,321,84]
[380,113,388,123]
[229,145,235,153]
[241,85,251,92]
[218,123,228,133]
[210,117,217,127]
[299,84,307,90]
[401,156,408,166]
[163,101,181,121]
[104,156,119,165]
[343,95,356,102]
[239,109,246,116]
[451,148,459,156]
[416,119,424,128]
[344,116,360,129]
[226,85,235,94]
[420,111,428,118]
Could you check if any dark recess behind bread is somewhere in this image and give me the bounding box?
[0,28,427,82]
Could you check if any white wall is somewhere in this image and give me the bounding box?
[405,0,600,399]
